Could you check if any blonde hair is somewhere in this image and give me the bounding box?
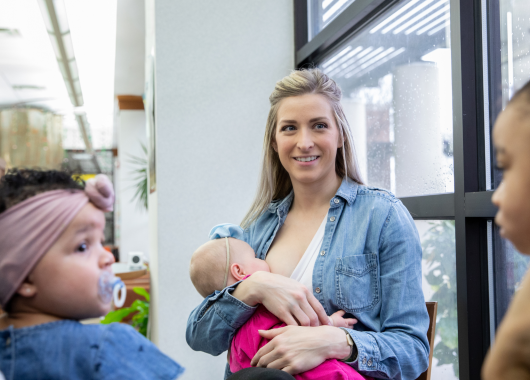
[189,239,230,298]
[241,68,363,228]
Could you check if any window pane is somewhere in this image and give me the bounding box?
[319,0,454,197]
[493,224,530,326]
[416,220,459,380]
[486,0,530,189]
[308,0,357,40]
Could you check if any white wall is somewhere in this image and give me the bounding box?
[116,110,149,259]
[113,0,148,261]
[148,1,294,378]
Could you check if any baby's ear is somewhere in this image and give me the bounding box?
[230,263,247,281]
[16,281,37,298]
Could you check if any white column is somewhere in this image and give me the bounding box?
[148,1,294,378]
[393,63,445,197]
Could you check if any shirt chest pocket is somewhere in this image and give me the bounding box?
[335,253,379,313]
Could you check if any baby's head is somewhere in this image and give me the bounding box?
[0,169,116,319]
[190,237,270,297]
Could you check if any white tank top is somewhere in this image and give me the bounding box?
[290,216,327,291]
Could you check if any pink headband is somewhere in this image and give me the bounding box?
[0,174,114,307]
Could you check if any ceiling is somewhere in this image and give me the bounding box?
[0,0,117,150]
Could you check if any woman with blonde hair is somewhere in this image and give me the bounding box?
[187,69,430,380]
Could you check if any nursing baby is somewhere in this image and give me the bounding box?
[189,226,369,380]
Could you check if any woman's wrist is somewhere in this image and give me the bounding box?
[230,273,261,307]
[320,326,353,361]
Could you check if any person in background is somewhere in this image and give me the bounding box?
[0,169,183,380]
[482,80,530,380]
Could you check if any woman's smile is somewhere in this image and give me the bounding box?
[293,155,320,164]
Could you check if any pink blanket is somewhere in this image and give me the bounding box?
[230,305,372,380]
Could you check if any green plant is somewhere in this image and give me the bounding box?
[101,287,150,337]
[422,220,459,377]
[127,143,148,210]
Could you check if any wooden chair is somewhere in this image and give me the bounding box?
[416,302,438,380]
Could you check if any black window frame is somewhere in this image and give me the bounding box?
[294,1,499,379]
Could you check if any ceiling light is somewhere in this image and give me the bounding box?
[322,0,334,9]
[0,28,21,37]
[382,0,436,34]
[393,0,447,34]
[325,46,363,73]
[37,0,83,107]
[370,0,422,34]
[428,20,449,35]
[416,13,449,35]
[12,85,47,91]
[405,4,450,35]
[322,46,352,68]
[323,0,349,22]
[347,48,406,79]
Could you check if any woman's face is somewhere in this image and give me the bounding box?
[273,94,341,188]
[492,103,530,254]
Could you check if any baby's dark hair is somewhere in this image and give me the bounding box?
[0,169,84,214]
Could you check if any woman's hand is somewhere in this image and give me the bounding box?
[250,325,351,374]
[482,271,530,380]
[231,271,329,327]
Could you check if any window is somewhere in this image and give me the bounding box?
[319,0,453,197]
[295,0,530,378]
[417,220,458,379]
[309,0,357,39]
[483,0,530,326]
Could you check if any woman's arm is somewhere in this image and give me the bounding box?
[186,271,330,355]
[187,222,329,355]
[482,270,530,380]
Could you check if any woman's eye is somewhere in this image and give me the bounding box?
[282,125,296,132]
[76,243,88,253]
[315,123,327,129]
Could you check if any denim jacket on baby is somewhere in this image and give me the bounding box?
[0,320,183,380]
[186,179,430,380]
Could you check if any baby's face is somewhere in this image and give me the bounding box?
[26,203,115,319]
[229,240,270,283]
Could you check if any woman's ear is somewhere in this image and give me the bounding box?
[16,281,37,298]
[230,263,247,281]
[271,140,278,153]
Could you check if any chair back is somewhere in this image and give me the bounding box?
[415,302,438,380]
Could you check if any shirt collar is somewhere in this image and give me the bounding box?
[267,177,359,213]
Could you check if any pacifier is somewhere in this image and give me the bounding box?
[98,271,127,308]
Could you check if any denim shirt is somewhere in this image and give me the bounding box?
[0,320,184,380]
[186,179,430,380]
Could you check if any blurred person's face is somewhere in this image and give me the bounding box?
[492,103,530,253]
[272,94,341,188]
[17,202,115,318]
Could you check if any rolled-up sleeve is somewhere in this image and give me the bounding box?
[343,201,430,380]
[186,282,257,355]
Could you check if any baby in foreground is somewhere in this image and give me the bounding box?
[0,169,183,380]
[190,237,368,380]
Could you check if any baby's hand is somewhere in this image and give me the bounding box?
[329,310,357,328]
